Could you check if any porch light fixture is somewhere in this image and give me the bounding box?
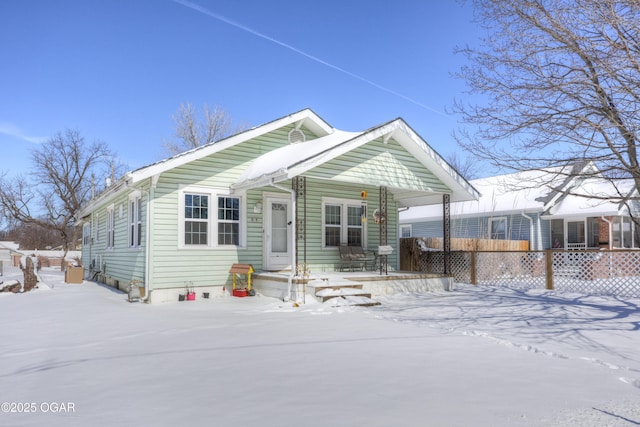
[254,202,262,214]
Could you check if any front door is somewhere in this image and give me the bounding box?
[264,197,291,270]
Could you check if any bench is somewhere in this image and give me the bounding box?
[337,245,376,271]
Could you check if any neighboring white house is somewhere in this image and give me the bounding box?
[400,162,640,250]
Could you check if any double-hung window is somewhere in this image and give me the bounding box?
[83,223,91,246]
[180,187,242,248]
[129,193,142,248]
[322,197,366,247]
[218,196,240,245]
[185,193,209,245]
[106,205,115,249]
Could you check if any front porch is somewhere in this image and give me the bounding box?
[252,270,453,305]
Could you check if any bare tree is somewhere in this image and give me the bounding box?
[446,151,480,180]
[0,129,116,258]
[453,0,640,200]
[163,103,246,155]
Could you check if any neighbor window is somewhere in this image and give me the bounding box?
[490,217,507,240]
[400,224,412,238]
[180,187,242,247]
[322,198,366,247]
[129,194,142,248]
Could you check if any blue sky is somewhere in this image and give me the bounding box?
[1,0,482,177]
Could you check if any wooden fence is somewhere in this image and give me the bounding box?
[400,237,529,271]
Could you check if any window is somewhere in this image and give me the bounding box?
[129,194,142,248]
[185,193,209,245]
[106,205,115,249]
[180,187,242,248]
[400,224,412,238]
[83,222,91,246]
[550,219,564,248]
[490,217,507,240]
[218,196,240,245]
[613,216,636,249]
[322,198,366,247]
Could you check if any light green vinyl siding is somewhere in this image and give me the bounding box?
[307,137,449,193]
[81,184,148,288]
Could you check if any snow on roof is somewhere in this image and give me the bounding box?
[233,129,363,189]
[400,167,573,221]
[544,178,633,218]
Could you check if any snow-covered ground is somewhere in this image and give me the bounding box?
[1,264,639,427]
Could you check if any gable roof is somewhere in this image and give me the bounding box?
[232,118,479,207]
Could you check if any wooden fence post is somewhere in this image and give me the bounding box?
[545,250,554,290]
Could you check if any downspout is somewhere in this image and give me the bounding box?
[270,179,297,302]
[601,216,612,249]
[521,212,535,250]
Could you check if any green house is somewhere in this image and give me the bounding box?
[78,109,478,303]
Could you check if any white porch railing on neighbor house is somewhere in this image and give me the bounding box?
[567,242,586,249]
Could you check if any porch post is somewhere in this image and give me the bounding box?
[379,186,388,275]
[443,193,451,275]
[293,176,307,275]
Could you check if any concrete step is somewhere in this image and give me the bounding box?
[323,295,381,307]
[315,286,371,302]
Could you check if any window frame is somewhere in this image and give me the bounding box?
[129,191,142,248]
[321,197,367,248]
[489,217,508,240]
[178,186,244,249]
[106,204,115,249]
[83,222,91,246]
[400,224,412,238]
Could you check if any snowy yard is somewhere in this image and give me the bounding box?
[1,264,639,427]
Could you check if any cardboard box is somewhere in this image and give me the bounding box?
[65,266,84,284]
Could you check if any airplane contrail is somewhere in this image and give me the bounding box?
[173,0,449,118]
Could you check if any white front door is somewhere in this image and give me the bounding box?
[264,197,291,270]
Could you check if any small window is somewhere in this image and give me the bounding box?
[400,224,412,238]
[490,217,507,240]
[83,223,91,246]
[129,194,142,248]
[106,205,115,249]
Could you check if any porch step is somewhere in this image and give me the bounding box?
[312,284,381,307]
